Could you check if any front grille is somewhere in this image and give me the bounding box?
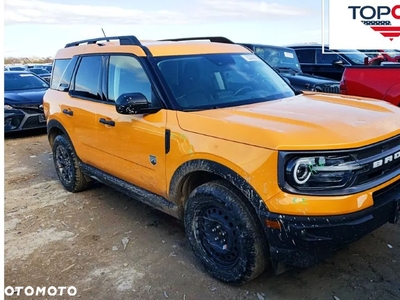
[320,84,340,94]
[352,135,400,186]
[22,115,45,129]
[20,108,41,114]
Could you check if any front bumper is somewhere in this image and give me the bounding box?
[5,109,46,132]
[264,179,400,269]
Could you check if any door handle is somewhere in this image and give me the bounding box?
[62,109,73,116]
[99,118,115,127]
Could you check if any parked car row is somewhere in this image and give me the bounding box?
[4,64,52,83]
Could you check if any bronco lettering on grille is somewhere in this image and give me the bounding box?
[372,151,400,169]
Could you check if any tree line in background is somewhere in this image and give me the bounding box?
[4,57,53,65]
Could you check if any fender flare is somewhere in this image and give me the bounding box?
[169,159,269,219]
[47,119,71,145]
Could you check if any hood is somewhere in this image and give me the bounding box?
[177,93,400,151]
[5,88,47,107]
[280,71,339,90]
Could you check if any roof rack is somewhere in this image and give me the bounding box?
[159,36,234,44]
[64,35,142,48]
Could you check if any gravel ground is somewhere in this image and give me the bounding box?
[4,130,400,300]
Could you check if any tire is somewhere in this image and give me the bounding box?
[184,180,268,284]
[52,134,89,192]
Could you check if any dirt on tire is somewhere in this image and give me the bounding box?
[4,130,400,300]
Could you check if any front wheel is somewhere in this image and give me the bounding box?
[184,180,268,284]
[52,135,90,192]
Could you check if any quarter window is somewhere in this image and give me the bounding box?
[73,56,103,100]
[50,59,70,89]
[107,56,152,103]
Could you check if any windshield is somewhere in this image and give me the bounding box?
[5,73,49,91]
[336,50,368,64]
[156,53,295,110]
[253,46,302,72]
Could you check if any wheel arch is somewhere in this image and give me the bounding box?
[47,119,72,147]
[168,159,269,221]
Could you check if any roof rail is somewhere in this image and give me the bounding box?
[159,36,234,44]
[64,35,142,48]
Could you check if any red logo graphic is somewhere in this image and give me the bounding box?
[362,20,400,41]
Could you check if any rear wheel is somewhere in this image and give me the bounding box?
[184,180,268,284]
[52,135,90,192]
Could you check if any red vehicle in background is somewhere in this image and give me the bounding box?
[359,49,400,65]
[340,65,400,106]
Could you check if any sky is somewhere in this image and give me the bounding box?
[4,0,328,57]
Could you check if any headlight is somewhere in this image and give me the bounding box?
[284,155,364,192]
[4,104,14,110]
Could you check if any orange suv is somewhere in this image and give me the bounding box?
[44,35,400,284]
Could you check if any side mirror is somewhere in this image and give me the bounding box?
[115,93,159,115]
[332,59,345,67]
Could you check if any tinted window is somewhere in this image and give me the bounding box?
[5,73,49,91]
[51,59,70,89]
[30,68,48,75]
[107,55,152,103]
[295,49,315,63]
[316,49,341,64]
[73,56,102,100]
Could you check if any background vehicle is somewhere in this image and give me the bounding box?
[358,49,400,65]
[4,65,28,71]
[29,68,51,82]
[288,45,368,80]
[241,43,340,93]
[340,65,400,106]
[4,71,49,132]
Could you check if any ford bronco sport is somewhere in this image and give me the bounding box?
[44,35,400,284]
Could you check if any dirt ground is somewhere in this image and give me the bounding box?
[4,130,400,300]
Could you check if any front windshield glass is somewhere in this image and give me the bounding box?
[253,46,302,72]
[156,53,295,110]
[5,73,49,91]
[337,50,368,64]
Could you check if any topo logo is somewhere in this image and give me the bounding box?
[348,5,400,41]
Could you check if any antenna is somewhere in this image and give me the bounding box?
[101,28,110,42]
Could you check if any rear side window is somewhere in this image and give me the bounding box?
[72,56,103,100]
[50,59,70,89]
[296,49,315,63]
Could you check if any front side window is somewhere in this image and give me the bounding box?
[156,53,294,109]
[107,55,152,103]
[316,49,341,64]
[295,49,315,63]
[73,56,102,100]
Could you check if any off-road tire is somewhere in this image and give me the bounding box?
[184,180,268,284]
[52,135,90,192]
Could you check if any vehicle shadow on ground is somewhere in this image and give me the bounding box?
[5,128,47,139]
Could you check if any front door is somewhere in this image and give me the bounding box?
[95,54,167,197]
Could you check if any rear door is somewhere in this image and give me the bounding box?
[65,55,106,169]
